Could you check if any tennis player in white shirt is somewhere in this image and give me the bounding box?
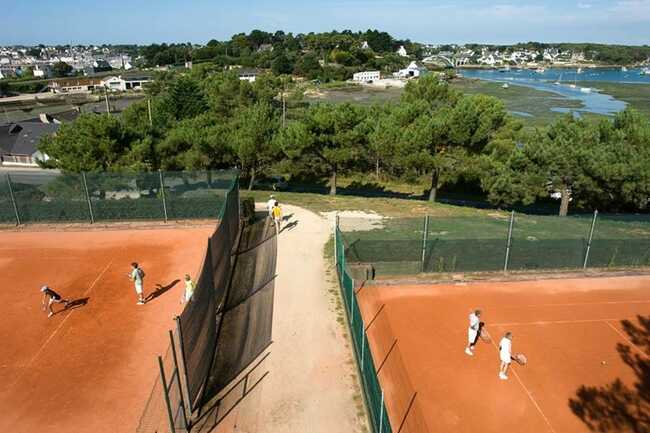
[465,309,481,356]
[499,332,514,380]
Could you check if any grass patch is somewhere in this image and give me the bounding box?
[577,81,650,117]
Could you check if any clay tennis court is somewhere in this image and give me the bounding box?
[0,226,213,433]
[357,275,650,433]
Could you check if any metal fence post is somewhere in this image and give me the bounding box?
[6,174,20,226]
[360,326,366,371]
[583,210,598,269]
[421,215,429,273]
[158,356,176,433]
[334,212,338,268]
[175,317,192,421]
[379,390,385,433]
[81,172,94,224]
[169,330,189,430]
[504,211,515,272]
[159,170,168,223]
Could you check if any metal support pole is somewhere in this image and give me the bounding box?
[583,210,598,269]
[175,317,192,421]
[504,211,515,272]
[349,283,355,326]
[159,170,168,223]
[421,215,429,273]
[334,212,338,268]
[158,356,176,433]
[360,327,365,371]
[169,330,189,429]
[378,390,385,433]
[6,174,20,226]
[81,172,94,224]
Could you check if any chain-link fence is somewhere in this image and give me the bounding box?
[0,169,237,224]
[340,212,650,277]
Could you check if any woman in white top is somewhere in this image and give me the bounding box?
[465,309,481,356]
[499,332,513,380]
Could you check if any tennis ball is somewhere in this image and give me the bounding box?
[601,361,607,365]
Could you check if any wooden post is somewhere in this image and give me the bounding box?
[421,215,429,273]
[159,170,168,223]
[82,172,94,224]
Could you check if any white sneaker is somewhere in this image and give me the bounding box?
[499,373,508,380]
[137,301,145,305]
[465,348,473,356]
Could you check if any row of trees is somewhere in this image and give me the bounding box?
[39,71,650,215]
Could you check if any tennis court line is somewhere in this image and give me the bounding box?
[604,321,649,358]
[486,326,558,433]
[501,300,650,308]
[5,258,114,392]
[491,318,631,327]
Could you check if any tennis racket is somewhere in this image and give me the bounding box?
[514,353,527,365]
[479,328,491,342]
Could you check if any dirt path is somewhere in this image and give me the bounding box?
[210,204,366,433]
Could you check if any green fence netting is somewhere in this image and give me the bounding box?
[0,174,16,223]
[340,212,650,277]
[336,227,392,433]
[1,169,238,224]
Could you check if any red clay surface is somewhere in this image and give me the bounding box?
[0,227,213,433]
[357,276,650,433]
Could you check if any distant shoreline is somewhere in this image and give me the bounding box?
[456,64,644,70]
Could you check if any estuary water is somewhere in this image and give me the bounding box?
[458,67,650,116]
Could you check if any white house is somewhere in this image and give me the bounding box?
[102,76,124,91]
[101,74,152,92]
[237,68,261,82]
[395,61,425,79]
[397,46,408,57]
[361,41,370,50]
[353,70,380,83]
[32,65,52,78]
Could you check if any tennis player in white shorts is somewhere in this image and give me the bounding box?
[499,332,513,380]
[465,309,481,356]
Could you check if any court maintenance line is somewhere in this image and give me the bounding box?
[486,326,558,433]
[501,300,650,308]
[604,320,649,358]
[5,258,114,392]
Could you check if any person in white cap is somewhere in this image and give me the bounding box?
[41,285,70,318]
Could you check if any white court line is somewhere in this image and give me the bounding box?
[492,318,630,327]
[604,321,649,359]
[5,258,114,392]
[486,326,558,433]
[500,300,650,308]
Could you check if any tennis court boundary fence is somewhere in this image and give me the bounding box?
[336,218,430,433]
[341,211,650,277]
[0,169,238,224]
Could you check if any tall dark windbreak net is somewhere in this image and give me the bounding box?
[202,216,277,401]
[341,213,650,277]
[179,179,240,408]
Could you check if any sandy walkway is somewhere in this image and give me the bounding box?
[207,204,366,433]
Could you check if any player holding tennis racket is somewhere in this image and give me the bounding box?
[499,331,514,380]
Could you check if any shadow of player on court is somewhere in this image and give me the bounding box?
[569,314,649,433]
[145,279,180,303]
[53,297,90,316]
[280,220,299,233]
[282,213,294,222]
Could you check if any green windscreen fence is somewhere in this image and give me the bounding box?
[0,174,16,223]
[336,228,392,433]
[340,212,650,277]
[1,169,238,224]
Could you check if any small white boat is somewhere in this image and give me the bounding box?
[502,83,509,89]
[569,84,577,89]
[577,67,583,74]
[622,66,628,72]
[554,73,562,85]
[536,67,546,73]
[580,87,591,93]
[641,67,650,75]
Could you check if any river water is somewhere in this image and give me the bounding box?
[458,67,650,116]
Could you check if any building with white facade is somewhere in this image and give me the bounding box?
[395,61,425,79]
[397,46,408,57]
[353,70,380,83]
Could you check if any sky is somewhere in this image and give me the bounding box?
[4,0,650,46]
